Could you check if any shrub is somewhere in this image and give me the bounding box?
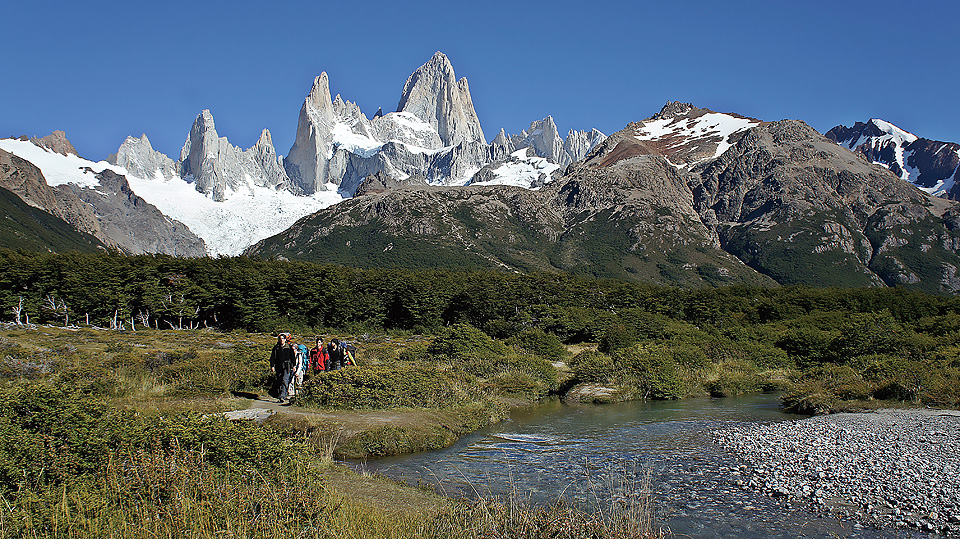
[427,323,508,361]
[299,364,467,409]
[506,328,565,361]
[616,345,686,400]
[781,364,872,413]
[706,360,765,397]
[156,346,269,396]
[0,382,288,495]
[599,322,637,353]
[505,353,558,392]
[570,350,616,384]
[398,341,430,362]
[484,370,551,400]
[828,311,905,363]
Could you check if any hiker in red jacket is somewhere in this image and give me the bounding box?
[310,336,328,372]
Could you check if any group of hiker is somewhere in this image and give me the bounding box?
[269,333,356,404]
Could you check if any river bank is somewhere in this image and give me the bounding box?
[715,408,960,536]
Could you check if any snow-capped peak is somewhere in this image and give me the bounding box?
[870,118,918,145]
[633,105,761,167]
[0,137,342,256]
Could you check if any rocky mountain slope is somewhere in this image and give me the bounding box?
[0,145,206,256]
[248,103,960,294]
[826,119,960,199]
[0,184,105,254]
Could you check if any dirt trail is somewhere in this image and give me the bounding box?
[229,391,479,440]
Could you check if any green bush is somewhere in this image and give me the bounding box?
[570,350,616,384]
[0,382,287,495]
[776,324,840,368]
[156,346,269,396]
[427,323,508,361]
[828,311,905,363]
[505,353,558,392]
[506,328,565,361]
[299,364,467,409]
[616,344,687,400]
[398,341,430,362]
[706,361,766,397]
[457,352,503,378]
[484,371,550,399]
[599,322,637,353]
[782,364,872,413]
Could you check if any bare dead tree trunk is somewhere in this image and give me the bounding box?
[137,309,150,329]
[11,297,23,325]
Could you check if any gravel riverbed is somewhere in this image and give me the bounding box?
[715,409,960,536]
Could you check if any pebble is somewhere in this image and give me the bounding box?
[715,409,960,537]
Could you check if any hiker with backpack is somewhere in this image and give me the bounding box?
[343,342,357,366]
[327,338,345,371]
[293,337,309,392]
[310,337,328,372]
[269,333,296,404]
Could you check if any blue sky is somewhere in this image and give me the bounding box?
[2,0,958,161]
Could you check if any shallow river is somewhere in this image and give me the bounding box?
[356,394,923,538]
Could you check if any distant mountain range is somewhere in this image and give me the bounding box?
[4,51,960,293]
[826,119,960,199]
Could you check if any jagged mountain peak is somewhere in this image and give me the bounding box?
[637,103,762,166]
[254,128,277,153]
[827,118,918,150]
[30,130,78,157]
[307,72,333,112]
[651,101,698,120]
[420,51,454,76]
[395,51,484,146]
[869,118,918,144]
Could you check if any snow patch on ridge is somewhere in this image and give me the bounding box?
[870,119,918,145]
[330,123,383,158]
[0,139,103,188]
[634,112,760,165]
[471,149,562,189]
[0,138,342,256]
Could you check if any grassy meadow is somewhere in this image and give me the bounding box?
[0,324,666,538]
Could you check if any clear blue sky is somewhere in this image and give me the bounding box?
[2,0,958,161]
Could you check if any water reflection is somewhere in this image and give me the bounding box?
[356,395,921,538]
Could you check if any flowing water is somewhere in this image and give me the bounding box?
[356,394,922,538]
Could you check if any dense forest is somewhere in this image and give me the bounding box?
[2,249,959,412]
[2,249,956,334]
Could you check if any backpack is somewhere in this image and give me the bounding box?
[344,343,357,366]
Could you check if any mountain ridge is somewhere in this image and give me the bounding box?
[247,107,960,294]
[5,51,960,294]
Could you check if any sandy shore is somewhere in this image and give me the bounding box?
[715,409,960,536]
